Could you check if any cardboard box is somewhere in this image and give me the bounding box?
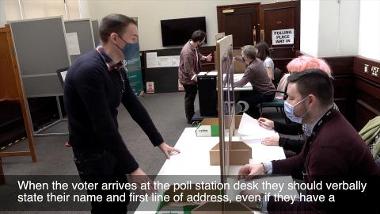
[195,116,242,137]
[192,201,252,214]
[209,141,251,165]
[157,184,221,211]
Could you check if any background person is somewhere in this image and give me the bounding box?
[178,30,212,124]
[234,45,275,118]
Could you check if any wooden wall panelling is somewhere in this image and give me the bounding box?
[324,56,355,122]
[352,56,380,129]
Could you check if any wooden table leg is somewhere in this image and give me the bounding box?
[0,157,4,185]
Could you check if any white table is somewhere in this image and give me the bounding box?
[234,73,252,91]
[135,128,297,213]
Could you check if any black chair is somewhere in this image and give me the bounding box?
[273,67,284,88]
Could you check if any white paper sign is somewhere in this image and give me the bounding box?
[66,32,81,55]
[146,52,158,68]
[272,28,294,45]
[61,70,68,82]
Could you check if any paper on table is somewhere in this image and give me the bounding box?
[146,52,158,68]
[66,32,80,55]
[238,113,277,139]
[207,71,218,76]
[172,55,180,66]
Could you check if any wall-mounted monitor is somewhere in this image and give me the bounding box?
[161,16,206,46]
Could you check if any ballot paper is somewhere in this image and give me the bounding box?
[238,113,277,140]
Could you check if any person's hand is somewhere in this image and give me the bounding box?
[130,168,155,193]
[233,56,244,62]
[261,133,280,146]
[159,142,180,159]
[258,117,274,130]
[238,164,265,180]
[206,53,212,62]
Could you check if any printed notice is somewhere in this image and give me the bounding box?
[66,32,81,55]
[272,29,294,45]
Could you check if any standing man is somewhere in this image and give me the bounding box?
[238,69,380,213]
[64,14,179,213]
[178,30,212,124]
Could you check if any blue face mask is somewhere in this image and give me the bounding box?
[122,42,139,60]
[284,96,308,124]
[118,35,139,60]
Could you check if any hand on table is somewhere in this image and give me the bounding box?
[258,117,274,130]
[159,142,180,159]
[261,133,280,146]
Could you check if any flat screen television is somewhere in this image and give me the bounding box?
[161,17,206,46]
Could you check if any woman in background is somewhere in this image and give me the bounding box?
[256,41,274,81]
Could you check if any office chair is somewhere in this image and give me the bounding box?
[273,67,284,88]
[259,90,286,117]
[259,68,286,116]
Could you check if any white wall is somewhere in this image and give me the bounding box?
[358,0,380,61]
[80,0,286,51]
[300,0,319,56]
[0,0,6,27]
[301,0,360,57]
[318,0,359,57]
[300,0,360,57]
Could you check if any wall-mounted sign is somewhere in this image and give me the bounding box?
[272,28,294,45]
[364,63,379,78]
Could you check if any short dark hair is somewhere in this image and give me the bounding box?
[191,30,206,42]
[255,41,270,61]
[287,69,334,106]
[99,14,137,43]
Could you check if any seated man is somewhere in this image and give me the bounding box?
[239,69,380,213]
[259,56,334,156]
[234,45,275,118]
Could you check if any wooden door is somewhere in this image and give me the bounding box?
[217,3,260,48]
[259,1,300,59]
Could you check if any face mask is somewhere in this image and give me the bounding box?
[117,35,139,59]
[284,96,309,124]
[122,42,139,60]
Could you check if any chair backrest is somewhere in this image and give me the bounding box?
[56,67,69,88]
[273,68,284,87]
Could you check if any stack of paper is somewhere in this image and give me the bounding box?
[237,113,277,140]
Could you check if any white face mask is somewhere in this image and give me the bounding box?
[284,96,309,124]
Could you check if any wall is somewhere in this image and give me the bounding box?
[358,0,380,61]
[0,0,6,27]
[300,0,319,57]
[79,0,288,51]
[301,0,359,57]
[318,0,359,57]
